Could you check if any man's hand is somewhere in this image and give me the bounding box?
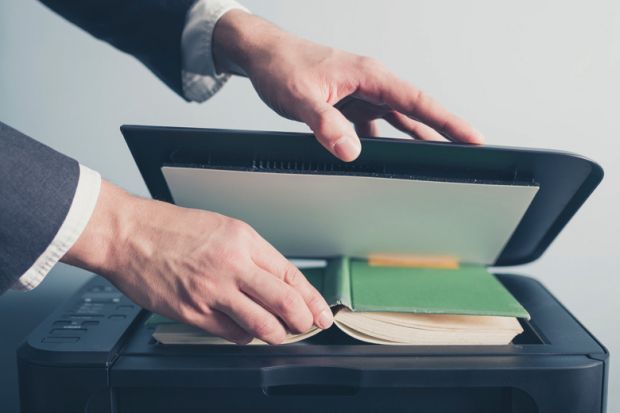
[213,10,484,162]
[62,181,334,344]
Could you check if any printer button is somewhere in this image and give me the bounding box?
[50,328,87,336]
[53,320,75,326]
[108,314,127,320]
[63,314,104,320]
[116,305,135,311]
[42,336,80,344]
[82,292,122,303]
[81,320,100,327]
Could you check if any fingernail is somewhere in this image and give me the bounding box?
[333,136,361,161]
[317,308,334,329]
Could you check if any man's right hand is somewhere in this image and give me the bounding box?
[61,180,334,344]
[213,10,484,162]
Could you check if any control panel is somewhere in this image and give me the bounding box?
[26,276,142,355]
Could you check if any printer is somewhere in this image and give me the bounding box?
[18,127,608,413]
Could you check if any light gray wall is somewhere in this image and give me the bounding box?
[1,0,619,410]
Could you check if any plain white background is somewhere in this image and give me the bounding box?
[1,0,619,410]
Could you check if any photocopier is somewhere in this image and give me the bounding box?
[18,126,608,413]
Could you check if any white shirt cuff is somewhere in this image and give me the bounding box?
[12,164,101,291]
[181,0,249,103]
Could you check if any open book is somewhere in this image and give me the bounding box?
[149,258,529,345]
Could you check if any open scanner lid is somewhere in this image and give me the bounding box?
[122,125,603,266]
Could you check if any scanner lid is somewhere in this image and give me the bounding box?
[121,125,602,266]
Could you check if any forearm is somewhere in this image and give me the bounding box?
[0,122,99,293]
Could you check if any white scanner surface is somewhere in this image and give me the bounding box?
[162,167,539,264]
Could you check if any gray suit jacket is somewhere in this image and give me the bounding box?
[0,0,196,292]
[0,122,79,292]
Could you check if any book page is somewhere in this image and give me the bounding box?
[334,308,523,345]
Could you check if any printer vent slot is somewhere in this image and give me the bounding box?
[167,151,535,186]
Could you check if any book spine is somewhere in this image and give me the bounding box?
[323,257,352,308]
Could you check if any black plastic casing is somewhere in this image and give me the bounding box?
[17,127,607,412]
[18,275,608,413]
[120,126,604,267]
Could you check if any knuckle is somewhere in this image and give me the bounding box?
[236,269,260,291]
[252,319,279,342]
[276,290,301,314]
[277,291,313,333]
[283,265,301,285]
[358,55,383,72]
[307,291,326,310]
[212,221,257,268]
[411,88,428,108]
[253,317,285,344]
[293,313,314,333]
[437,114,456,134]
[226,218,253,238]
[212,288,238,312]
[313,108,336,140]
[252,317,273,336]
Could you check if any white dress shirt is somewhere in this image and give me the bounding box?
[13,0,247,290]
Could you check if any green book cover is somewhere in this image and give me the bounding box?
[147,257,528,326]
[349,259,528,318]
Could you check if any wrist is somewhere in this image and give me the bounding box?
[212,9,288,76]
[61,180,138,277]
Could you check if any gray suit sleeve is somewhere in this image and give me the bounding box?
[39,0,197,99]
[0,122,79,293]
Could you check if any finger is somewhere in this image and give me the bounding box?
[354,120,379,137]
[187,308,253,345]
[336,96,385,137]
[215,291,288,345]
[238,267,314,334]
[383,111,448,142]
[357,63,484,144]
[280,262,334,330]
[251,247,333,330]
[298,100,361,162]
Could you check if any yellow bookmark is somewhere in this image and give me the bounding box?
[367,254,459,269]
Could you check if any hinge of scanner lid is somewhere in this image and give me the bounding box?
[367,254,460,269]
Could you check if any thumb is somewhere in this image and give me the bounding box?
[299,101,361,162]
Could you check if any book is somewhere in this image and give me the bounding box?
[148,258,529,346]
